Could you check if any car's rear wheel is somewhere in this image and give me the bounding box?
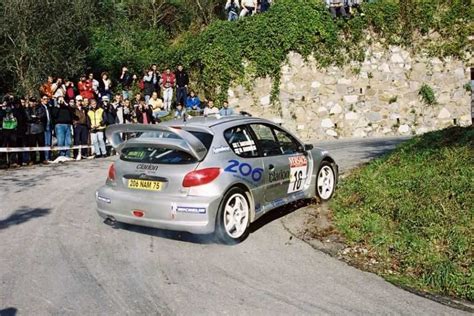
[216,187,250,244]
[316,162,336,202]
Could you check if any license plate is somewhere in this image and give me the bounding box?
[128,179,163,191]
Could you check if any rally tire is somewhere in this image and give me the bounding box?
[316,161,336,202]
[215,187,250,245]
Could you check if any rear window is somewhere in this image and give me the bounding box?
[139,130,213,149]
[121,147,196,164]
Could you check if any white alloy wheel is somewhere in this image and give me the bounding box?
[317,163,335,201]
[223,193,250,239]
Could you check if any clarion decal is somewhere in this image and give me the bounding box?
[136,164,159,172]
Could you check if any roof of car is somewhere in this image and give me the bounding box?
[160,115,271,129]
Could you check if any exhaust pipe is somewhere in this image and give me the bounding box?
[104,216,117,226]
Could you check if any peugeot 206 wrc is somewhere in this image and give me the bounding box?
[96,115,338,244]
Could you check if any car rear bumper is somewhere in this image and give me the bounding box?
[95,185,222,234]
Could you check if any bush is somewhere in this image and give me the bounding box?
[331,126,474,300]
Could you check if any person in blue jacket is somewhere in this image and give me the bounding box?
[186,91,201,111]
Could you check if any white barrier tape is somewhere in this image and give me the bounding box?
[0,145,111,153]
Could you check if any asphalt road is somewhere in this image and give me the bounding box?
[0,136,467,315]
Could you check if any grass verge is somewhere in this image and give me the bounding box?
[330,126,473,301]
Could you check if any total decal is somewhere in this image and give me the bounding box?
[287,155,308,194]
[224,160,263,185]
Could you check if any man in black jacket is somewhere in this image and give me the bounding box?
[51,96,74,158]
[25,97,47,164]
[175,65,189,108]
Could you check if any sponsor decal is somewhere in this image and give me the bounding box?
[176,206,207,214]
[212,145,231,154]
[232,140,257,155]
[136,163,159,172]
[224,160,263,183]
[269,169,290,183]
[288,155,308,194]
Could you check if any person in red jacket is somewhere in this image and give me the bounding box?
[78,75,94,100]
[160,68,175,112]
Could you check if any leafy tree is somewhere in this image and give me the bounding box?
[0,0,96,96]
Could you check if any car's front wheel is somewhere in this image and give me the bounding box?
[216,187,250,244]
[316,162,336,202]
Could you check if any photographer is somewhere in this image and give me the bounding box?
[51,96,74,158]
[25,97,47,164]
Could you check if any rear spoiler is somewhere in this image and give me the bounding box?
[105,124,208,161]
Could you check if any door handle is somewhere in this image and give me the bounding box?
[268,164,275,171]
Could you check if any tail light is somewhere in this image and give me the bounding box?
[182,168,221,187]
[107,163,116,182]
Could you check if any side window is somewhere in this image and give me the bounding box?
[273,128,302,155]
[249,124,281,157]
[224,126,258,158]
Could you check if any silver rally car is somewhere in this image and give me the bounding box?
[96,115,338,244]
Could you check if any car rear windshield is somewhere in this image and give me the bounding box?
[120,129,213,164]
[121,147,196,164]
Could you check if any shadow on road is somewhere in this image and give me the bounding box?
[0,207,51,230]
[114,200,314,245]
[0,307,18,316]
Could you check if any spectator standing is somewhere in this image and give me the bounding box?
[87,99,107,158]
[225,0,240,21]
[143,69,157,104]
[112,94,125,124]
[259,0,272,13]
[25,97,46,164]
[73,96,89,160]
[240,0,258,18]
[89,73,100,98]
[203,100,219,117]
[102,96,117,126]
[64,79,76,102]
[326,0,348,18]
[39,96,53,162]
[161,68,176,112]
[136,99,155,124]
[123,99,133,123]
[175,65,189,107]
[14,99,29,165]
[186,91,201,111]
[151,64,161,96]
[119,66,133,100]
[51,78,66,103]
[78,75,95,100]
[39,76,53,99]
[1,100,19,167]
[52,96,74,158]
[219,101,235,116]
[98,72,112,101]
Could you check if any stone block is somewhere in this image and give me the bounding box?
[398,124,411,134]
[437,107,451,119]
[344,95,359,104]
[321,118,334,128]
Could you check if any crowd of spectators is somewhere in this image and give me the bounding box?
[0,64,236,168]
[225,0,273,21]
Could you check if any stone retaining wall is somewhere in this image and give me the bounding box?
[229,44,472,141]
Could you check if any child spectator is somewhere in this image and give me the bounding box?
[226,0,240,21]
[174,103,186,119]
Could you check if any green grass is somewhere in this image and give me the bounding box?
[331,126,474,300]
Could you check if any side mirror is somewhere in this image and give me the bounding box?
[304,144,313,151]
